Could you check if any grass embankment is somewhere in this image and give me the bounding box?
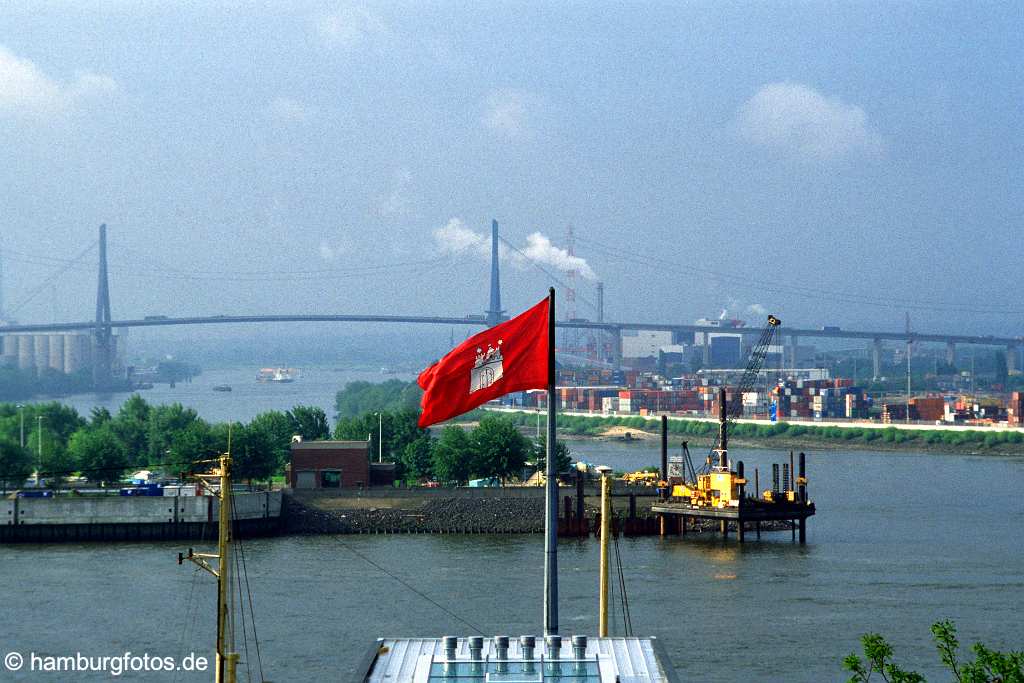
[486,410,1024,456]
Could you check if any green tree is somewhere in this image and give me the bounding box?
[32,402,86,449]
[334,409,427,464]
[147,403,201,462]
[532,434,572,475]
[248,410,295,476]
[168,419,218,470]
[843,620,1023,683]
[385,409,429,461]
[67,425,130,484]
[0,438,33,491]
[400,435,434,482]
[112,395,151,466]
[334,379,422,418]
[287,405,330,441]
[27,425,70,487]
[431,426,473,485]
[226,423,279,484]
[470,414,529,482]
[334,412,376,442]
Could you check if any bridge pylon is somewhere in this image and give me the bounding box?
[93,224,113,389]
[485,219,505,327]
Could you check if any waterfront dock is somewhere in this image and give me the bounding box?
[650,498,815,543]
[1,490,282,542]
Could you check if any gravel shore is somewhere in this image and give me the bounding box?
[284,494,545,534]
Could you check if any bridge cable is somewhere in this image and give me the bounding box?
[7,241,97,315]
[574,234,1023,316]
[497,236,597,311]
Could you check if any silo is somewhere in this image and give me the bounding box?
[48,334,65,372]
[33,335,49,374]
[1,334,17,366]
[63,334,87,375]
[17,335,35,370]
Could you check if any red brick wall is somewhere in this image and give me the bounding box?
[289,444,370,488]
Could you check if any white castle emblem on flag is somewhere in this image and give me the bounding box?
[470,340,504,394]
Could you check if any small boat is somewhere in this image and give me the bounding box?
[212,384,232,392]
[256,367,297,383]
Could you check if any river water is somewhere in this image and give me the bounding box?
[3,445,1022,682]
[24,365,418,424]
[5,368,1024,681]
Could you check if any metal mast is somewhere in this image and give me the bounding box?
[543,287,558,635]
[93,224,113,389]
[180,454,239,683]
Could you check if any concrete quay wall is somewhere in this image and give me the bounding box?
[1,491,282,542]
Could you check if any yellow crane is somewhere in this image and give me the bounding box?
[670,315,780,509]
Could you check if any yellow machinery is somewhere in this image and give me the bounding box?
[670,447,745,508]
[669,315,781,511]
[622,470,661,486]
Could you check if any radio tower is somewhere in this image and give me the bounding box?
[565,225,577,323]
[564,225,582,359]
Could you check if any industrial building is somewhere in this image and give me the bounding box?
[289,440,371,489]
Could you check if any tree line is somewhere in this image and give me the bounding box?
[333,409,570,484]
[0,394,571,489]
[0,398,333,488]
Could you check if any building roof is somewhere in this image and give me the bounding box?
[360,636,678,683]
[290,440,368,450]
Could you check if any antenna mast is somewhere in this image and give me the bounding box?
[178,454,239,683]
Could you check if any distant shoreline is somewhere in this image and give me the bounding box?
[482,408,1024,457]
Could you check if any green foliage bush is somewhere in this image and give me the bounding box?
[844,620,1022,682]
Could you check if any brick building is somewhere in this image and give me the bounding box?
[289,440,371,489]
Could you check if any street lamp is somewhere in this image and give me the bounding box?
[374,412,383,463]
[36,415,46,487]
[16,404,24,449]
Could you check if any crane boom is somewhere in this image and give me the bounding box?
[712,314,781,455]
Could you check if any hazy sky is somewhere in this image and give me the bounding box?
[1,2,1021,339]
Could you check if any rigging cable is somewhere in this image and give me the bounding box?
[332,537,486,635]
[173,565,203,683]
[612,513,633,636]
[231,492,266,683]
[230,495,253,683]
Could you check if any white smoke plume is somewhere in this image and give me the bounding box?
[714,300,769,323]
[521,232,596,280]
[433,218,489,258]
[433,218,598,280]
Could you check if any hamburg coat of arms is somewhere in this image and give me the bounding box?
[470,340,504,393]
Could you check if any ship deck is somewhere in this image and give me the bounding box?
[359,636,679,683]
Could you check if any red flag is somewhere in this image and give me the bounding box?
[417,297,550,428]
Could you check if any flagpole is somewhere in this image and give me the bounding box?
[543,286,558,636]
